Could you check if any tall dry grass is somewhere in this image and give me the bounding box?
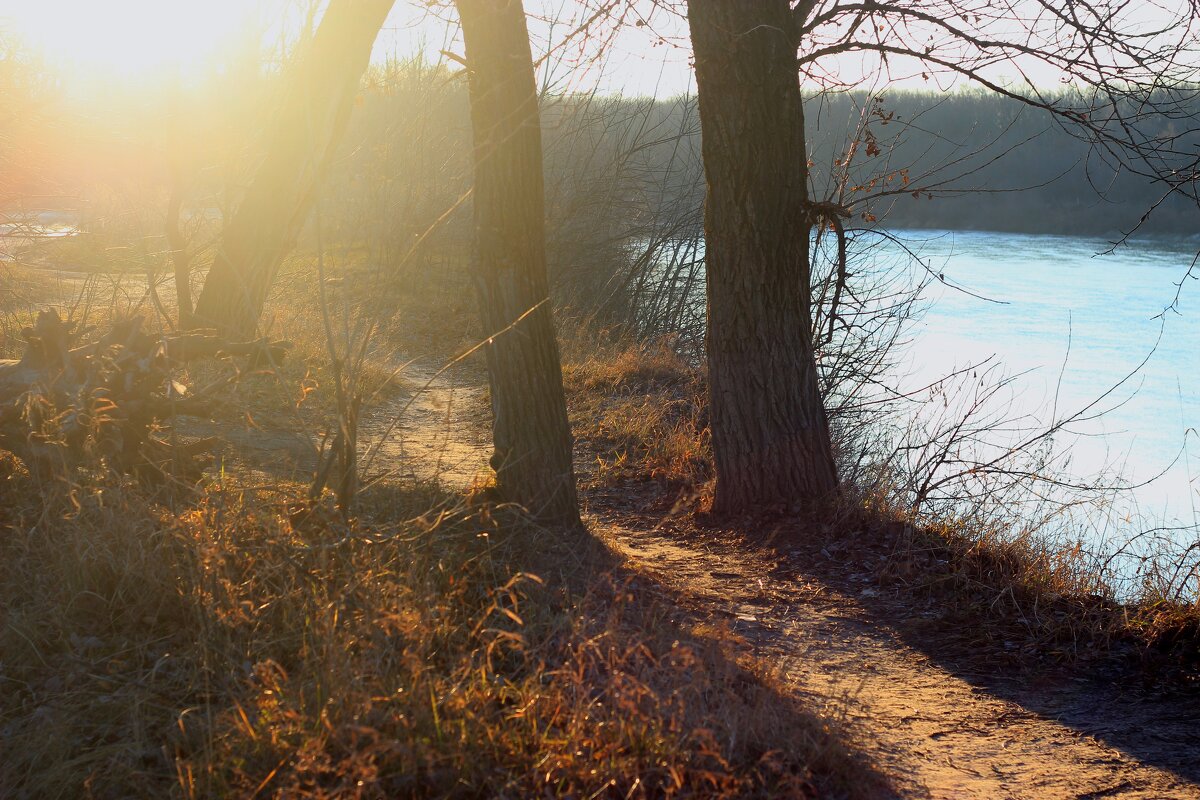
[562,330,711,492]
[0,462,872,798]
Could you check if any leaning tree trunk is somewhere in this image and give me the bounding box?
[456,0,580,527]
[687,0,838,513]
[191,0,393,337]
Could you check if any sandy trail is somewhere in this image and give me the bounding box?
[185,360,492,489]
[380,376,1199,799]
[205,370,1200,798]
[355,362,491,488]
[593,515,1200,799]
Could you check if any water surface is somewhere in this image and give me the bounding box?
[886,229,1199,528]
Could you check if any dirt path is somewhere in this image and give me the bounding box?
[590,512,1200,799]
[356,361,491,489]
[184,360,492,489]
[225,370,1200,798]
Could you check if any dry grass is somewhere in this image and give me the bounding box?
[827,487,1200,680]
[0,461,868,799]
[559,332,1200,681]
[563,331,711,491]
[0,247,880,797]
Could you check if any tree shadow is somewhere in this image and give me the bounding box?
[500,517,900,800]
[676,508,1200,790]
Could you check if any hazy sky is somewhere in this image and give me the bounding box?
[3,0,1191,97]
[0,0,695,94]
[375,1,697,97]
[374,0,1067,97]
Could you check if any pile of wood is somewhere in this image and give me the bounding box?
[0,310,289,484]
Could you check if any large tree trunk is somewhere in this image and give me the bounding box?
[687,0,838,513]
[456,0,580,527]
[191,0,393,337]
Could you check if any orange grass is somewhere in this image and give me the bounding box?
[563,333,711,491]
[0,466,870,798]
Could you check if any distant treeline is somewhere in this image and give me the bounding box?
[5,57,1192,267]
[805,89,1198,237]
[328,68,1196,257]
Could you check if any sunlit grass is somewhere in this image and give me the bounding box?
[563,330,712,491]
[0,468,868,798]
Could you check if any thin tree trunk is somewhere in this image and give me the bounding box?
[191,0,393,337]
[166,182,193,327]
[456,0,580,527]
[165,81,194,328]
[687,0,839,513]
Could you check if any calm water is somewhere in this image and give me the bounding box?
[884,229,1200,529]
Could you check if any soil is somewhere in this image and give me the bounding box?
[354,361,491,488]
[180,358,491,490]
[588,493,1200,800]
[205,365,1200,799]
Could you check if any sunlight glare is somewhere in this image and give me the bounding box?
[3,0,253,79]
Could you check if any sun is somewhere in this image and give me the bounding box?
[3,0,254,80]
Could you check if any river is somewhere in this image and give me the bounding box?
[882,228,1199,535]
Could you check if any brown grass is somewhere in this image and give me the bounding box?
[563,331,711,491]
[859,498,1200,677]
[0,460,869,799]
[0,250,884,797]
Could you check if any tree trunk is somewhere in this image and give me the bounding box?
[166,183,194,327]
[687,0,839,513]
[191,0,393,337]
[456,0,580,527]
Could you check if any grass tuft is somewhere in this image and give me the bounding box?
[0,469,867,798]
[563,332,712,491]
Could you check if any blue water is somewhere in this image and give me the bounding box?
[884,229,1200,529]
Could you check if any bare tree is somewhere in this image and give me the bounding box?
[687,0,839,513]
[680,0,1200,516]
[192,0,394,337]
[456,0,581,526]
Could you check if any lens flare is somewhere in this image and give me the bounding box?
[3,0,253,80]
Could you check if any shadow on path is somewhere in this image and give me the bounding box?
[586,487,1200,800]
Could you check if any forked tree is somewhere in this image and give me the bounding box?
[456,0,581,526]
[192,0,394,337]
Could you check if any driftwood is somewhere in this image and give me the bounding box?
[0,309,290,483]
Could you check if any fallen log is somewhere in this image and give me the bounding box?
[0,309,291,483]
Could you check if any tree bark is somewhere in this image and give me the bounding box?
[456,0,580,527]
[166,182,194,327]
[687,0,839,513]
[191,0,393,337]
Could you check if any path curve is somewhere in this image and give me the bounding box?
[349,371,1200,799]
[591,514,1200,800]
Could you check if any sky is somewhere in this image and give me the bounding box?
[0,0,695,95]
[0,0,256,78]
[2,0,1192,98]
[0,0,976,98]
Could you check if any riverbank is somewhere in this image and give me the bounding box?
[2,249,1198,797]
